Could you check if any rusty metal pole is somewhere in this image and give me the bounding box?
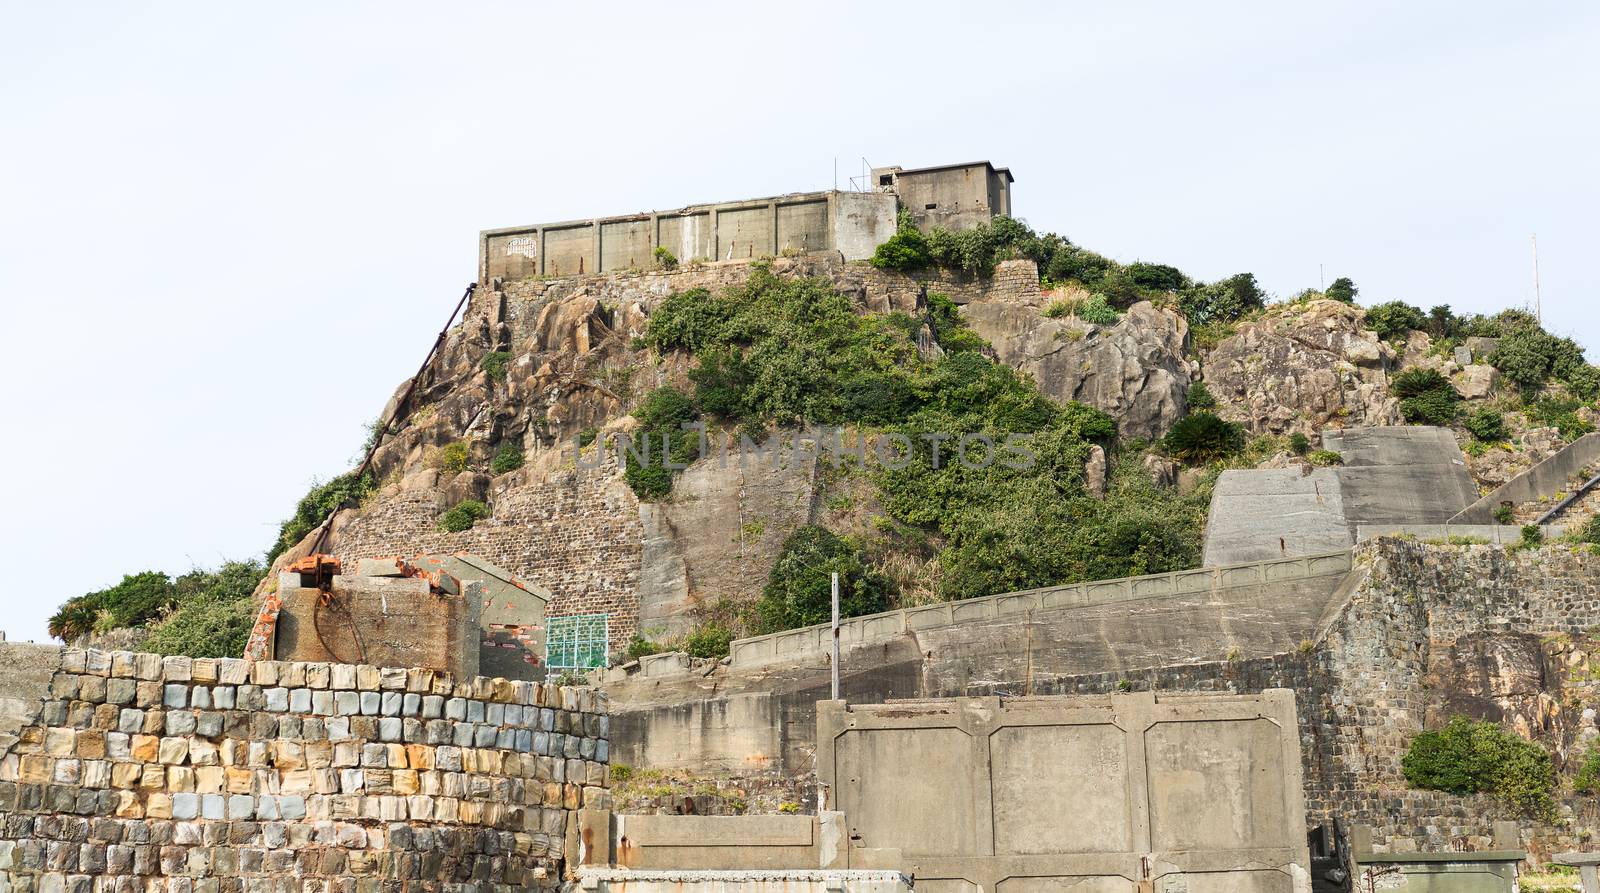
[830,571,840,701]
[304,282,476,565]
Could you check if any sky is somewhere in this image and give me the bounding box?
[1,2,1597,642]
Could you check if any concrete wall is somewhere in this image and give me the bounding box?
[729,551,1353,667]
[1451,431,1600,524]
[869,162,1013,232]
[481,192,898,282]
[273,574,481,679]
[610,551,1355,796]
[1204,426,1478,565]
[816,693,1311,893]
[0,645,610,893]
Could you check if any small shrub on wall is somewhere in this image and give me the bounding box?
[1401,716,1556,819]
[438,499,489,533]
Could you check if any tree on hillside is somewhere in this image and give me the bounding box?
[1326,277,1357,302]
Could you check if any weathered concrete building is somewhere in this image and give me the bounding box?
[478,160,1012,282]
[870,160,1014,231]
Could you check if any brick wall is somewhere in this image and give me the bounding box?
[0,646,610,893]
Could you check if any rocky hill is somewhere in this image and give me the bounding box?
[51,220,1600,661]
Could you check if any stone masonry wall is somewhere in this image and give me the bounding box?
[330,457,644,643]
[0,646,610,893]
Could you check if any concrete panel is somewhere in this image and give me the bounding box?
[1202,468,1348,567]
[718,206,774,261]
[659,213,712,264]
[832,193,897,261]
[602,218,654,272]
[613,691,782,774]
[816,693,1311,893]
[776,200,829,254]
[991,724,1130,855]
[614,814,830,870]
[545,224,596,277]
[485,230,541,281]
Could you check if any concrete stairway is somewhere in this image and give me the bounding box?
[0,640,62,759]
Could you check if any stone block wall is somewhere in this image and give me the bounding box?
[0,646,610,893]
[330,459,644,645]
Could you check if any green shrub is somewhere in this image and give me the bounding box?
[1186,382,1217,411]
[51,560,264,652]
[1392,368,1460,425]
[625,635,663,661]
[1308,450,1343,467]
[490,443,525,474]
[653,245,678,270]
[1177,273,1266,325]
[1493,504,1515,525]
[1574,516,1600,545]
[1366,301,1428,342]
[1401,716,1556,819]
[1162,413,1245,463]
[1325,277,1358,303]
[480,351,512,382]
[624,386,702,500]
[1288,432,1310,455]
[869,212,932,272]
[1527,395,1596,440]
[1465,408,1507,442]
[1516,524,1544,551]
[684,623,734,658]
[1490,327,1591,391]
[1126,262,1186,291]
[578,428,599,448]
[1575,746,1600,794]
[438,499,489,533]
[1043,300,1072,319]
[1045,246,1115,286]
[432,441,470,474]
[266,471,376,564]
[142,596,255,659]
[755,526,892,633]
[1076,294,1120,325]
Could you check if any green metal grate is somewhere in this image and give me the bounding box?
[545,613,609,669]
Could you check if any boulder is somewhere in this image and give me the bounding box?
[1454,364,1500,400]
[1143,453,1178,489]
[1085,445,1107,497]
[960,300,1191,440]
[1203,300,1400,436]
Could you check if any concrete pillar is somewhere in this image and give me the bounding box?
[769,200,779,257]
[537,228,546,276]
[710,208,720,262]
[591,220,602,274]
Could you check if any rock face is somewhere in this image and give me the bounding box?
[961,299,1191,440]
[1204,300,1400,436]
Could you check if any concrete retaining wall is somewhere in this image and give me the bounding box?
[1356,523,1567,543]
[729,551,1353,667]
[1451,431,1600,524]
[481,191,897,281]
[577,869,911,893]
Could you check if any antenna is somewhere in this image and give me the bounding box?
[1532,233,1542,323]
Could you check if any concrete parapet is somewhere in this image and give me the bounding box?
[1451,431,1600,524]
[728,551,1353,668]
[1356,523,1567,543]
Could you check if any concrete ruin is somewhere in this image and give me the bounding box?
[478,160,1010,281]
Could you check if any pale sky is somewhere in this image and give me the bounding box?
[2,2,1597,642]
